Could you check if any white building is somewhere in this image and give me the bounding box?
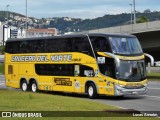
[10,26,18,38]
[17,28,57,38]
[0,22,11,46]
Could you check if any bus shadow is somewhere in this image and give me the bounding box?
[38,90,146,100]
[97,95,146,101]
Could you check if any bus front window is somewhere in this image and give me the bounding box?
[109,37,143,55]
[116,60,146,82]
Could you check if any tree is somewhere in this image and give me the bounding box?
[137,16,149,23]
[144,9,151,13]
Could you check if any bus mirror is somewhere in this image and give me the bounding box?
[104,52,120,67]
[144,53,154,66]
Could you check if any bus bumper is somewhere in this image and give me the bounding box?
[114,84,147,96]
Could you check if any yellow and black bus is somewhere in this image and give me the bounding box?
[5,33,154,98]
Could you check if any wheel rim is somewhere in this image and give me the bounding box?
[22,82,27,91]
[88,86,94,97]
[32,83,37,92]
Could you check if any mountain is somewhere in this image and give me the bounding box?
[43,10,160,34]
[1,10,160,34]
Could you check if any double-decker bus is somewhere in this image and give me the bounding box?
[5,33,154,98]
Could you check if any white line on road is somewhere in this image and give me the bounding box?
[148,87,160,90]
[114,105,128,110]
[141,95,160,99]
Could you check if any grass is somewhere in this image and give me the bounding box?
[147,72,160,80]
[0,90,159,120]
[0,90,117,111]
[0,63,4,74]
[147,72,160,77]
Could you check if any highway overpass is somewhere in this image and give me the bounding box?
[80,20,160,61]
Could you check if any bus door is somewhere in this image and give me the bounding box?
[74,77,82,93]
[98,77,106,94]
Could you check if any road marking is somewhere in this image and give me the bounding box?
[0,83,5,85]
[114,105,128,109]
[141,95,160,99]
[148,87,160,90]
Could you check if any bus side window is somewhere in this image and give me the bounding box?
[35,64,74,76]
[31,40,45,53]
[90,37,111,52]
[6,41,20,54]
[73,37,93,56]
[8,65,13,74]
[79,65,94,77]
[58,39,72,52]
[20,41,30,53]
[45,39,58,53]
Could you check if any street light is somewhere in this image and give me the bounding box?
[5,5,10,46]
[25,0,28,37]
[133,0,136,24]
[129,4,132,24]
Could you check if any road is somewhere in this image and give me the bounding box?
[0,75,6,89]
[91,81,160,111]
[0,75,160,116]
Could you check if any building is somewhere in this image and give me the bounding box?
[0,22,11,46]
[10,26,18,38]
[27,28,57,38]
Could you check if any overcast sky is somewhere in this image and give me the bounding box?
[0,0,160,19]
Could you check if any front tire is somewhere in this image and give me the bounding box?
[87,83,97,99]
[31,81,38,92]
[21,80,28,91]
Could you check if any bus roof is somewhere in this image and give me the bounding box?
[6,33,136,42]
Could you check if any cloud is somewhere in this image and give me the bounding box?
[1,0,160,19]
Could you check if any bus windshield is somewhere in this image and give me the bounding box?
[117,60,146,82]
[109,37,143,55]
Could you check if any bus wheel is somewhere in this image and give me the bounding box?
[31,81,38,92]
[87,83,97,99]
[21,80,28,92]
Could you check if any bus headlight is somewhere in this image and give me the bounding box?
[114,83,124,96]
[115,83,125,88]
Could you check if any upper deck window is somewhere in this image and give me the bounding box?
[90,37,111,52]
[109,37,143,55]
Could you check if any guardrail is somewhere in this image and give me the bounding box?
[0,55,4,63]
[79,20,160,34]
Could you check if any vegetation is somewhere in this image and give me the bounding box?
[47,10,160,33]
[137,16,149,23]
[0,63,4,74]
[147,72,160,80]
[0,46,5,54]
[0,90,117,111]
[0,90,159,120]
[1,9,160,34]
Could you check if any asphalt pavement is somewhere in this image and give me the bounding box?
[0,75,6,89]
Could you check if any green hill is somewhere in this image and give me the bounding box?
[1,10,160,34]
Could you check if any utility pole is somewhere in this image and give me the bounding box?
[5,5,10,47]
[129,4,133,24]
[133,0,136,24]
[25,0,28,38]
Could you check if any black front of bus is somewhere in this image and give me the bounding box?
[108,36,149,96]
